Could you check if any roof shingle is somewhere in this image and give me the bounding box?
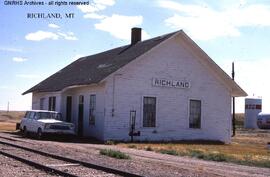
[23,31,178,95]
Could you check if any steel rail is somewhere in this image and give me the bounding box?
[0,150,78,177]
[0,138,142,177]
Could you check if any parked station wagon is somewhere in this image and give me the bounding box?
[20,110,75,138]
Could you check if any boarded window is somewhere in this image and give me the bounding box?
[89,94,96,125]
[48,96,56,111]
[189,100,201,128]
[143,97,156,127]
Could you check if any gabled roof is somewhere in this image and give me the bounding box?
[23,30,247,97]
[23,31,177,95]
[177,31,247,97]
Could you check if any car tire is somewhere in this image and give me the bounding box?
[22,126,28,137]
[37,128,43,140]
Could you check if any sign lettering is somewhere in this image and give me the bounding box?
[152,78,190,89]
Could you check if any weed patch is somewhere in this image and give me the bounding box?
[188,149,228,162]
[159,149,178,156]
[100,149,130,159]
[146,146,153,151]
[105,140,116,145]
[128,144,137,149]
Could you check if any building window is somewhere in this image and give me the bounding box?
[40,98,45,110]
[143,97,156,127]
[48,96,56,111]
[189,100,201,128]
[89,94,96,125]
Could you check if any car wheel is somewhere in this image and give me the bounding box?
[37,128,43,139]
[22,126,28,137]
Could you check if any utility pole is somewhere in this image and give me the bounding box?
[232,62,236,137]
[7,101,10,113]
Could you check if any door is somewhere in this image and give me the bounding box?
[66,96,72,122]
[78,95,84,136]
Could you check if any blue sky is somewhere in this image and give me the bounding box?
[1,0,270,112]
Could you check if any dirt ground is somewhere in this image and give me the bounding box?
[0,111,269,176]
[0,132,270,177]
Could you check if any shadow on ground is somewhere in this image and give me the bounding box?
[1,131,104,144]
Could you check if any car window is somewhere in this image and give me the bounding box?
[35,112,41,120]
[56,113,62,120]
[29,112,35,119]
[24,111,30,118]
[25,111,62,120]
[39,112,54,119]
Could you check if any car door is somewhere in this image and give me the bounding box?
[28,112,35,132]
[32,112,40,132]
[20,111,29,129]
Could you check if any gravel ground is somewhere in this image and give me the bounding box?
[0,132,269,177]
[0,154,58,177]
[0,143,119,177]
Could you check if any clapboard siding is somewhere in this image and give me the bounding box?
[103,35,231,143]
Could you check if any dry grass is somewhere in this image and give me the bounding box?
[0,122,17,131]
[0,111,25,131]
[119,130,270,168]
[235,113,244,127]
[119,115,270,168]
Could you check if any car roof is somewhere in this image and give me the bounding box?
[26,110,59,114]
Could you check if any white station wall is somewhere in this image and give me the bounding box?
[103,36,232,143]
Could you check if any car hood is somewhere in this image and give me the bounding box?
[37,119,70,124]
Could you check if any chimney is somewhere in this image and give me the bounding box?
[131,27,141,45]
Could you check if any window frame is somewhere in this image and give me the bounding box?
[188,99,202,129]
[142,96,157,128]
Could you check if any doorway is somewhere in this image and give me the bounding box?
[78,95,84,137]
[66,96,72,122]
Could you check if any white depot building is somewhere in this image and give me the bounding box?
[23,28,247,143]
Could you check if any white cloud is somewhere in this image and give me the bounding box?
[141,30,151,40]
[0,86,12,90]
[158,0,270,40]
[48,24,60,29]
[77,0,115,13]
[77,0,149,41]
[84,13,106,19]
[25,30,78,41]
[12,57,28,62]
[95,14,149,40]
[16,74,40,79]
[77,0,115,21]
[57,32,78,41]
[0,47,22,52]
[25,31,59,41]
[94,0,115,6]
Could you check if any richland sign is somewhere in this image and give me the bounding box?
[152,78,190,89]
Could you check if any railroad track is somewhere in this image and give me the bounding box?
[0,136,142,177]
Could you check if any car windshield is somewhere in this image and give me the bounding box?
[37,112,62,120]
